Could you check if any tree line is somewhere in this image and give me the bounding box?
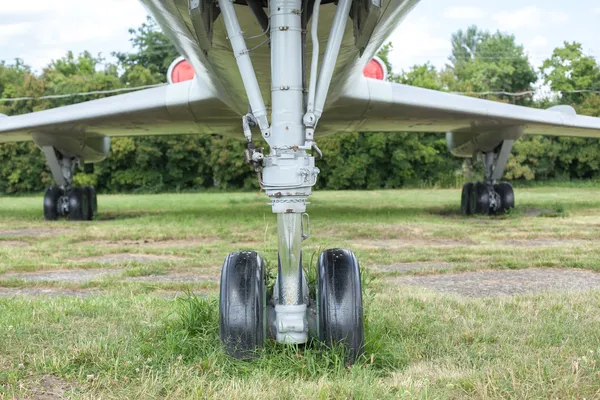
[0,19,599,194]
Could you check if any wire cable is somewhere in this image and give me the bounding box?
[0,83,166,103]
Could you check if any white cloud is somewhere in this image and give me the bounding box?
[548,10,569,24]
[0,0,148,70]
[443,7,485,20]
[0,0,59,14]
[387,17,452,72]
[0,23,31,45]
[492,6,542,30]
[526,35,549,49]
[595,7,600,15]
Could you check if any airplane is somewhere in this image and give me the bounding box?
[1,0,600,362]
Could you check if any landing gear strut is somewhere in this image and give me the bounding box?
[41,147,98,221]
[461,141,515,215]
[216,0,364,362]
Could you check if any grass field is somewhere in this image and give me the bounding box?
[1,187,600,399]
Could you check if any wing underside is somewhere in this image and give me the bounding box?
[323,77,600,139]
[0,78,239,144]
[1,75,599,151]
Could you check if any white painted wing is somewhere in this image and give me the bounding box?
[2,75,599,144]
[322,78,600,138]
[0,78,239,144]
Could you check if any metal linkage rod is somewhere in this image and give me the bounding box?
[312,0,351,122]
[218,0,270,138]
[305,0,322,118]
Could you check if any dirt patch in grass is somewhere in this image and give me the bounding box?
[24,374,73,399]
[392,268,600,298]
[1,269,124,283]
[76,253,186,264]
[374,262,453,273]
[80,238,219,249]
[0,287,102,297]
[0,240,30,247]
[502,239,588,247]
[125,272,219,283]
[524,208,554,217]
[355,238,474,250]
[0,229,72,238]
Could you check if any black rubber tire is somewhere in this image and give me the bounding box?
[68,187,90,221]
[470,182,490,215]
[219,251,266,359]
[494,182,515,213]
[43,186,63,221]
[317,248,364,363]
[85,186,98,220]
[461,183,474,215]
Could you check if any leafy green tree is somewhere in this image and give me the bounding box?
[541,42,600,106]
[508,43,600,181]
[42,51,122,107]
[114,16,180,82]
[0,61,50,193]
[446,26,537,103]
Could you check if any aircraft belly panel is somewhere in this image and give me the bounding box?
[139,0,420,118]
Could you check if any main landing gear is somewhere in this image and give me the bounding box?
[216,0,364,362]
[461,181,514,215]
[41,147,98,221]
[43,185,98,221]
[461,141,515,216]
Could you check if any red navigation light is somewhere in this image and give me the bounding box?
[167,57,195,84]
[363,57,387,81]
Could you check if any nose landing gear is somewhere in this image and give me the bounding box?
[216,0,364,362]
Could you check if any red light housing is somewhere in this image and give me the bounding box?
[363,57,387,81]
[167,57,195,84]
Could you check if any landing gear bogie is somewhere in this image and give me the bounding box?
[461,181,514,215]
[43,185,98,221]
[219,248,365,363]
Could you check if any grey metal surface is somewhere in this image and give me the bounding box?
[0,78,239,143]
[333,79,600,138]
[277,213,303,305]
[491,140,514,181]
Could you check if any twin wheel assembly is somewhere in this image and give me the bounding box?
[461,182,514,215]
[43,186,98,221]
[219,249,364,362]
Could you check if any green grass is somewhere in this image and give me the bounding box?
[1,187,600,398]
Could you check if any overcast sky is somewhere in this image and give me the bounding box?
[0,0,598,75]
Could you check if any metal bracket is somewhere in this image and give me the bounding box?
[301,212,310,241]
[245,0,269,34]
[351,0,381,55]
[189,0,220,55]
